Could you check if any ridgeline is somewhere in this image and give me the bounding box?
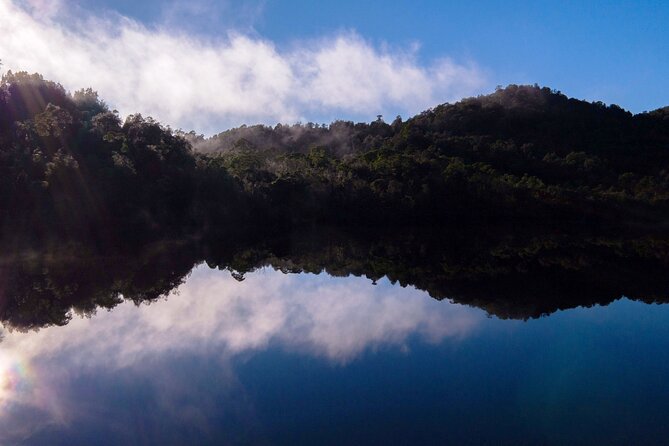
[1,71,669,248]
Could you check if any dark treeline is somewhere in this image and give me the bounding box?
[189,82,669,229]
[2,72,669,328]
[0,72,196,247]
[2,72,669,249]
[1,225,668,330]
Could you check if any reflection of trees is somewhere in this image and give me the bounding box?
[0,241,197,331]
[213,226,669,320]
[1,225,668,331]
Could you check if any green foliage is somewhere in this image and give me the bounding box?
[2,76,669,245]
[0,73,197,243]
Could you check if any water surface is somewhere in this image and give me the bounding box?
[2,263,669,445]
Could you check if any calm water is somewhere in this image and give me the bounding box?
[2,265,669,445]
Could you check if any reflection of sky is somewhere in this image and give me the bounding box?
[3,268,669,444]
[0,266,484,443]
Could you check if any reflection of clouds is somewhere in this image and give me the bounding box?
[3,266,483,365]
[175,267,483,361]
[275,276,480,360]
[0,266,484,441]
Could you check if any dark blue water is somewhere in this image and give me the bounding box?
[2,266,669,445]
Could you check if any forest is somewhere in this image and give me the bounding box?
[2,72,669,249]
[2,71,669,329]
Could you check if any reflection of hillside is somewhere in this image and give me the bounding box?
[1,226,668,330]
[0,241,197,330]
[217,227,669,319]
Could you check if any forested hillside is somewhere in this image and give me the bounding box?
[2,72,669,249]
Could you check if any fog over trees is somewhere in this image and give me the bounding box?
[2,71,669,250]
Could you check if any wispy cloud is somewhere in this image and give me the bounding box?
[157,0,266,35]
[0,0,485,133]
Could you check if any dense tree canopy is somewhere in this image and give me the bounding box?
[1,72,669,247]
[191,84,669,228]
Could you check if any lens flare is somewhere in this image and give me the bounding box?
[0,353,33,408]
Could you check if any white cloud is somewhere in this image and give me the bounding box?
[0,0,486,134]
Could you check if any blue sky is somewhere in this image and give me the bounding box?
[77,0,669,111]
[1,0,667,132]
